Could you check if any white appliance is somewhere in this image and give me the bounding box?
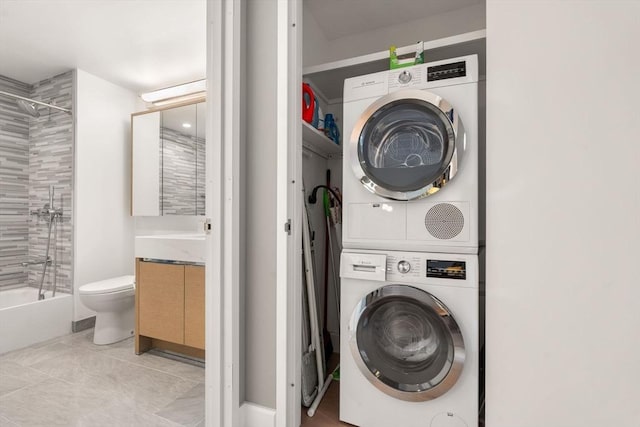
[342,55,479,254]
[340,249,479,427]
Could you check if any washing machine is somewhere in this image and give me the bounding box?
[342,55,479,254]
[340,249,479,427]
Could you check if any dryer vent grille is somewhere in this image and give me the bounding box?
[424,203,465,240]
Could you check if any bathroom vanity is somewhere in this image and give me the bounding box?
[133,233,206,358]
[130,98,207,359]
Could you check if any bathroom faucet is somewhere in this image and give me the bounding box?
[21,257,52,267]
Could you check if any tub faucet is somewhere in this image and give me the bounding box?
[21,257,51,267]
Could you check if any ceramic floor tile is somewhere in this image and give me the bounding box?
[0,414,18,426]
[0,377,112,426]
[77,399,182,427]
[156,382,205,426]
[29,346,126,384]
[55,328,97,349]
[0,330,206,426]
[1,341,72,367]
[101,341,205,382]
[88,360,200,413]
[0,361,50,397]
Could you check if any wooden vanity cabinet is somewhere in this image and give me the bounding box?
[184,265,205,349]
[135,259,205,357]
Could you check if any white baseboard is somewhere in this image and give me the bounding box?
[240,402,276,427]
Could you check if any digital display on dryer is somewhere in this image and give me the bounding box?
[427,260,466,280]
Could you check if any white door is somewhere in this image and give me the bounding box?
[276,1,303,427]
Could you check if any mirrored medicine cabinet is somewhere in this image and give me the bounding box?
[131,99,206,216]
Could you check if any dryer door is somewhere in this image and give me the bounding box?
[350,89,464,201]
[349,284,465,401]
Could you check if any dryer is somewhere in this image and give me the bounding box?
[340,249,479,427]
[342,55,479,254]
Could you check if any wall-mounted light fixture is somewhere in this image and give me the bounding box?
[140,79,206,106]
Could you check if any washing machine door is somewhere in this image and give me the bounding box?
[349,284,465,401]
[350,89,464,201]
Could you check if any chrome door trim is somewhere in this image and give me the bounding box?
[349,284,465,402]
[349,89,465,201]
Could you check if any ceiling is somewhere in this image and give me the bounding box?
[305,0,483,41]
[0,0,206,94]
[0,0,481,96]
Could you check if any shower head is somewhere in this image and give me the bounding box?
[16,99,40,118]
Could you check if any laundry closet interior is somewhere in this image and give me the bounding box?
[295,2,486,426]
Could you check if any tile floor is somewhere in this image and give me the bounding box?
[0,329,205,426]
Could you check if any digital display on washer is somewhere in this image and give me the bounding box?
[427,61,467,81]
[427,260,466,280]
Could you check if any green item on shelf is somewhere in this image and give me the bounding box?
[389,41,424,70]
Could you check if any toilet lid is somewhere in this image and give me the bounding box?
[79,275,135,295]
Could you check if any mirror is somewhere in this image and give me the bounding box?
[131,100,206,216]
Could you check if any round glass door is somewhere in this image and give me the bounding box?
[350,90,464,200]
[349,285,465,401]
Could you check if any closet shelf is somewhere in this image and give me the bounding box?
[302,121,342,158]
[303,29,486,102]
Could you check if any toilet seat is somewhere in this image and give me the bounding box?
[79,275,135,295]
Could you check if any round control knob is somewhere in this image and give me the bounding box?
[398,70,412,84]
[397,260,411,274]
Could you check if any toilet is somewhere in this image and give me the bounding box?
[79,275,136,345]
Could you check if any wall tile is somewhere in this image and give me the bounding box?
[0,76,30,289]
[0,72,74,294]
[27,71,74,294]
[160,127,205,216]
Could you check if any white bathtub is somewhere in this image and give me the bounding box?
[0,287,73,354]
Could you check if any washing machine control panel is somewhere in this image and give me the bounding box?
[426,259,467,280]
[396,260,412,274]
[388,66,425,90]
[386,255,422,279]
[397,70,412,84]
[384,252,471,283]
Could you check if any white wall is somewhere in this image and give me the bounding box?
[486,2,640,426]
[303,3,485,67]
[244,0,278,408]
[73,69,139,321]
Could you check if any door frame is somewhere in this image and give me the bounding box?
[275,0,303,426]
[205,0,242,426]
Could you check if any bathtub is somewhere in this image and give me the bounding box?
[0,287,73,354]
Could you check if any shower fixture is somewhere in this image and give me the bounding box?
[0,89,72,116]
[16,99,40,118]
[30,186,63,300]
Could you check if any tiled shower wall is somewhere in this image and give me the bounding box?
[0,76,30,289]
[0,72,74,293]
[161,127,205,216]
[27,72,74,293]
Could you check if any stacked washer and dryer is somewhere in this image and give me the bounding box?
[339,55,481,427]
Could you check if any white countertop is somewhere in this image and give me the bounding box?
[135,233,206,263]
